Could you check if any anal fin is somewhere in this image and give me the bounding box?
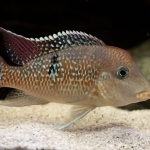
[59,105,95,130]
[0,89,48,107]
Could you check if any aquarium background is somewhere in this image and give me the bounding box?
[0,0,150,110]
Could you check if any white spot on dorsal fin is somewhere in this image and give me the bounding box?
[80,31,84,35]
[73,30,77,34]
[49,35,54,40]
[84,32,89,37]
[39,37,44,41]
[89,34,94,39]
[44,36,49,40]
[62,31,67,36]
[76,31,80,35]
[70,31,73,34]
[50,44,54,47]
[49,49,54,53]
[25,37,30,40]
[30,38,35,41]
[43,52,48,54]
[53,34,58,38]
[57,32,62,36]
[66,30,70,34]
[35,38,40,42]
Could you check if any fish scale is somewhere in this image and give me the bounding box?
[0,27,150,129]
[2,47,96,101]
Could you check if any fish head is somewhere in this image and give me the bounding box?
[97,46,150,107]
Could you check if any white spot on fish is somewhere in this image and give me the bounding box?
[72,72,76,76]
[53,34,58,38]
[41,73,44,77]
[24,74,27,78]
[40,37,44,41]
[49,35,54,40]
[42,65,46,69]
[62,55,65,59]
[50,83,54,86]
[17,70,20,74]
[75,67,78,71]
[44,36,49,40]
[59,62,62,66]
[35,38,40,42]
[34,73,37,77]
[70,65,73,70]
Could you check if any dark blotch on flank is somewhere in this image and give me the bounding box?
[48,54,59,75]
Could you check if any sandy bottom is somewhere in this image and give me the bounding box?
[0,103,150,150]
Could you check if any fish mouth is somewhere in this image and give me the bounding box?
[136,91,150,100]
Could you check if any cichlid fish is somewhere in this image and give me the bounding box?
[0,27,150,129]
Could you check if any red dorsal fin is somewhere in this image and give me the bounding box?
[0,27,42,65]
[0,27,105,65]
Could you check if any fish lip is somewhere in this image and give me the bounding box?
[136,90,150,100]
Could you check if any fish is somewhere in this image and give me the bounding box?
[0,27,150,129]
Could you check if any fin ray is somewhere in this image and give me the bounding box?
[59,105,95,129]
[0,89,48,107]
[0,27,105,65]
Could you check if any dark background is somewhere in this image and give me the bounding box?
[1,0,150,48]
[0,0,150,109]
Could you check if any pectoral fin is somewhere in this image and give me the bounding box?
[0,89,48,107]
[59,105,95,130]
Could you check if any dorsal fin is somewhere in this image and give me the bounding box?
[0,27,105,65]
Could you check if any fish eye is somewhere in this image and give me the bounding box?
[116,66,129,79]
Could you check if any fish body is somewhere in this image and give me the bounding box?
[0,27,150,129]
